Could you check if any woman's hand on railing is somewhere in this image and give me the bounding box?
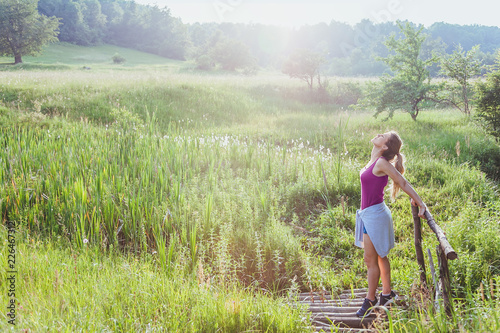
[411,198,427,218]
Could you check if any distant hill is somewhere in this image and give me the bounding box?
[0,43,188,69]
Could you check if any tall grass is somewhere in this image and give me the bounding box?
[0,231,310,332]
[1,69,500,331]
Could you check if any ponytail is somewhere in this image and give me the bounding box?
[391,152,405,200]
[382,131,405,200]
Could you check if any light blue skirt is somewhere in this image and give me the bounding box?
[355,202,395,258]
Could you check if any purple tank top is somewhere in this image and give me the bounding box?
[360,157,388,210]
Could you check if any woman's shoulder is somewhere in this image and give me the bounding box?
[375,156,390,166]
[373,156,393,175]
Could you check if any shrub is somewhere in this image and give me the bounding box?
[330,81,363,106]
[476,69,500,140]
[209,39,254,71]
[196,54,212,70]
[0,105,9,115]
[112,53,126,64]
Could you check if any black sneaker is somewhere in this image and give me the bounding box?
[356,296,378,317]
[379,290,397,307]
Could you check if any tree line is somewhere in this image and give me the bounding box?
[186,20,500,76]
[3,0,500,75]
[36,0,188,59]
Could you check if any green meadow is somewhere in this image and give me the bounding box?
[1,44,500,332]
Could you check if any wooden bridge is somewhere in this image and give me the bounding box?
[296,288,405,332]
[296,202,457,331]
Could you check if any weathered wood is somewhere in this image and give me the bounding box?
[298,289,398,331]
[309,306,361,313]
[437,245,453,316]
[427,248,440,310]
[311,311,373,319]
[314,325,374,333]
[298,293,365,301]
[312,314,375,328]
[412,202,427,287]
[298,289,378,300]
[424,210,458,260]
[342,288,373,294]
[297,294,333,301]
[300,299,365,307]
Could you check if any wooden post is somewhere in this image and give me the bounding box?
[424,211,458,260]
[437,245,453,316]
[410,203,457,317]
[427,248,440,310]
[411,202,427,288]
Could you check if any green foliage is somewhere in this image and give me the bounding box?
[1,70,500,331]
[329,81,363,106]
[209,38,255,71]
[27,1,500,76]
[476,54,500,140]
[373,21,437,120]
[0,0,60,64]
[37,0,188,59]
[443,200,500,301]
[439,44,482,114]
[0,43,185,68]
[282,48,325,90]
[0,62,72,71]
[0,236,310,332]
[196,54,212,70]
[111,52,126,64]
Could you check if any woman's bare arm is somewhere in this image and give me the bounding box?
[375,158,426,217]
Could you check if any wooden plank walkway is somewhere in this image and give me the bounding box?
[296,288,405,332]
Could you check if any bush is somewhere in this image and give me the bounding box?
[476,53,500,140]
[196,55,212,70]
[330,81,363,106]
[0,105,9,115]
[112,53,126,64]
[209,39,254,71]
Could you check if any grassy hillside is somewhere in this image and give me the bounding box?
[1,65,500,332]
[0,43,189,70]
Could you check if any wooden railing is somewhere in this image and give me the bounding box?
[411,201,457,316]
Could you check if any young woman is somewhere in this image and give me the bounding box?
[355,131,426,317]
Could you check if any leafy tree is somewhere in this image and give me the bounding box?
[428,22,500,54]
[439,44,483,114]
[81,0,107,45]
[374,21,437,120]
[38,0,102,46]
[100,0,123,25]
[476,52,500,140]
[282,48,325,90]
[210,38,254,71]
[59,0,90,45]
[0,0,60,64]
[106,3,188,60]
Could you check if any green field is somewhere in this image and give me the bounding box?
[0,43,190,71]
[1,44,500,332]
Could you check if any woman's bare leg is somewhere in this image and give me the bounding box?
[378,255,391,295]
[363,234,379,300]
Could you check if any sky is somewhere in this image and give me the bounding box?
[135,0,500,28]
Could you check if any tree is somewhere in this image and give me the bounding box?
[476,52,500,140]
[105,3,188,60]
[81,0,107,45]
[210,38,254,71]
[282,48,325,90]
[439,44,482,115]
[0,0,60,64]
[373,21,437,120]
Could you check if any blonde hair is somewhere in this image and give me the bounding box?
[382,131,405,200]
